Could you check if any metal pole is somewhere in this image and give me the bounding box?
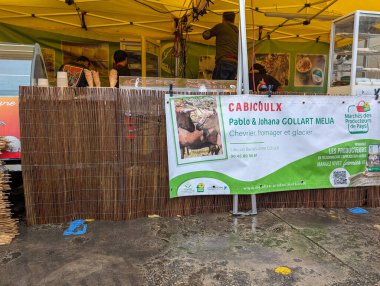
[241,0,257,215]
[350,11,360,96]
[233,195,239,215]
[233,2,243,216]
[251,194,257,214]
[231,0,257,216]
[239,0,249,94]
[141,36,147,77]
[237,29,242,95]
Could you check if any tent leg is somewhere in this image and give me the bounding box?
[251,194,258,215]
[141,36,147,77]
[231,195,257,216]
[239,0,249,93]
[232,195,239,214]
[230,0,257,216]
[237,29,242,93]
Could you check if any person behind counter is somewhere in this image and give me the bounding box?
[202,12,238,80]
[249,63,283,93]
[60,56,100,87]
[109,50,131,88]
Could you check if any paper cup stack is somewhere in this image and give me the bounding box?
[57,71,69,87]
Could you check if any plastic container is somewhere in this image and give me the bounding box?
[37,78,49,87]
[57,71,68,87]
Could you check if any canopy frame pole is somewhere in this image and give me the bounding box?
[141,36,147,77]
[36,17,82,27]
[240,1,249,94]
[218,0,306,10]
[232,0,257,216]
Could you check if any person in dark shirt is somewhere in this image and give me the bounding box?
[109,50,131,88]
[202,12,239,80]
[59,56,92,87]
[249,63,283,92]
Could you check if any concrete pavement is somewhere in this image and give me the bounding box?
[0,208,379,286]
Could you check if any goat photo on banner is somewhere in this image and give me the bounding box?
[171,96,226,163]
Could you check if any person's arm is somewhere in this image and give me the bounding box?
[84,69,94,87]
[109,69,118,88]
[92,70,101,87]
[202,24,220,40]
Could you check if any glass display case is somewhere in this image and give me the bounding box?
[328,11,380,95]
[0,43,47,170]
[120,37,160,77]
[119,76,236,92]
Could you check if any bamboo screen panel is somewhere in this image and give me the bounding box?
[19,87,380,225]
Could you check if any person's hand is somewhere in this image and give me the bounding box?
[202,30,212,40]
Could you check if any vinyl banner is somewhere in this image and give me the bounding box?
[0,97,21,160]
[165,94,380,198]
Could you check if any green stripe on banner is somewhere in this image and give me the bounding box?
[169,139,379,198]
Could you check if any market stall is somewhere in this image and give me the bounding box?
[18,85,380,225]
[0,1,380,224]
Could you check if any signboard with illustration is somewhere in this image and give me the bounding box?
[294,54,326,87]
[61,41,109,77]
[165,94,380,198]
[0,97,21,160]
[255,54,290,86]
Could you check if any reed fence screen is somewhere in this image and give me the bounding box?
[19,87,380,225]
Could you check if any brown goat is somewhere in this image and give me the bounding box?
[196,110,222,155]
[175,106,196,132]
[178,127,218,159]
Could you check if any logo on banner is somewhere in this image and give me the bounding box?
[345,100,372,134]
[182,182,193,193]
[177,178,231,196]
[206,185,228,191]
[355,101,370,113]
[196,183,205,193]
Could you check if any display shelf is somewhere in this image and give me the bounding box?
[120,37,160,78]
[361,68,380,72]
[337,50,380,56]
[332,70,352,73]
[336,32,380,39]
[328,10,380,95]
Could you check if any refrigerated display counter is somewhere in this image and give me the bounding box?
[0,43,48,171]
